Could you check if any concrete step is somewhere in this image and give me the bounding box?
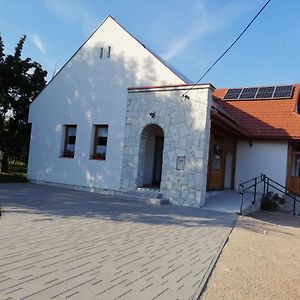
[145,198,170,206]
[128,188,162,198]
[205,190,225,199]
[126,188,169,206]
[240,192,263,215]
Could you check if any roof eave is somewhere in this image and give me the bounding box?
[249,135,300,141]
[211,110,250,139]
[128,83,215,93]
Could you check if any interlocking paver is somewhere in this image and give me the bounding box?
[0,183,236,299]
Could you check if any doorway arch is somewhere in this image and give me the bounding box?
[137,124,164,188]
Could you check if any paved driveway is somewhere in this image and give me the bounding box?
[0,184,236,300]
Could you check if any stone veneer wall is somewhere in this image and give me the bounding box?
[120,85,213,207]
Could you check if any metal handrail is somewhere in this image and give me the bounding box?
[238,174,300,215]
[238,175,264,214]
[261,174,300,215]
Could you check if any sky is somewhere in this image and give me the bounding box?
[0,0,299,88]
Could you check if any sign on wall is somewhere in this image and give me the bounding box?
[176,156,186,170]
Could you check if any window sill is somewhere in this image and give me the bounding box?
[89,155,106,161]
[59,155,75,159]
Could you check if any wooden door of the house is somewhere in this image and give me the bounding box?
[207,135,226,190]
[287,143,300,194]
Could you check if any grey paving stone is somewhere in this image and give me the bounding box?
[0,183,236,299]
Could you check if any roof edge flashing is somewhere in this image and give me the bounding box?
[128,83,215,93]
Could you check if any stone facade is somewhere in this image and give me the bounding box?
[120,85,213,207]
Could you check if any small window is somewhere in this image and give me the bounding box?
[291,154,300,177]
[63,125,77,158]
[107,46,111,58]
[100,47,103,59]
[211,137,224,170]
[92,125,108,160]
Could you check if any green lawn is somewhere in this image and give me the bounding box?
[0,161,27,183]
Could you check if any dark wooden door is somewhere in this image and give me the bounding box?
[207,135,226,190]
[287,143,300,194]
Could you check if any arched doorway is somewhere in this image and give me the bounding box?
[137,124,164,188]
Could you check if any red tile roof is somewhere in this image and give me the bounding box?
[213,84,300,140]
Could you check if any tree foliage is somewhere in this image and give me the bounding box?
[0,34,47,172]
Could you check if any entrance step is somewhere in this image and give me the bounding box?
[129,188,162,199]
[127,188,170,206]
[205,190,225,198]
[145,198,170,206]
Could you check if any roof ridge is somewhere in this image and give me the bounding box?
[31,15,190,104]
[108,16,191,84]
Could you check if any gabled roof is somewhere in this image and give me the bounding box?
[32,15,188,104]
[109,16,191,84]
[213,84,300,140]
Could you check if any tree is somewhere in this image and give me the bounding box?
[0,34,47,172]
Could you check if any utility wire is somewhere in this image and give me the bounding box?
[182,0,272,98]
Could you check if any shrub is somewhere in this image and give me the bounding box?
[278,197,286,205]
[260,192,279,211]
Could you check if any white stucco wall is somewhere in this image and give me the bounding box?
[120,85,213,207]
[236,140,288,188]
[27,16,185,191]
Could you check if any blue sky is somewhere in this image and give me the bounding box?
[1,0,299,87]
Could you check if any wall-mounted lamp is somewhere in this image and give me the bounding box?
[249,140,253,147]
[149,112,156,118]
[181,94,190,102]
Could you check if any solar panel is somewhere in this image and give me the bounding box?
[256,86,275,99]
[239,87,258,99]
[223,88,242,100]
[223,85,294,101]
[273,85,293,98]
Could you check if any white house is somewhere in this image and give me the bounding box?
[28,16,300,207]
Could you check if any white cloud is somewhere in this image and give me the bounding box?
[162,0,260,60]
[31,37,59,80]
[44,0,99,34]
[32,34,46,54]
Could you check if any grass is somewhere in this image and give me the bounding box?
[0,161,27,183]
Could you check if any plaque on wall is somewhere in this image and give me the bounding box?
[176,156,185,170]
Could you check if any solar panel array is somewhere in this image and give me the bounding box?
[223,85,293,100]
